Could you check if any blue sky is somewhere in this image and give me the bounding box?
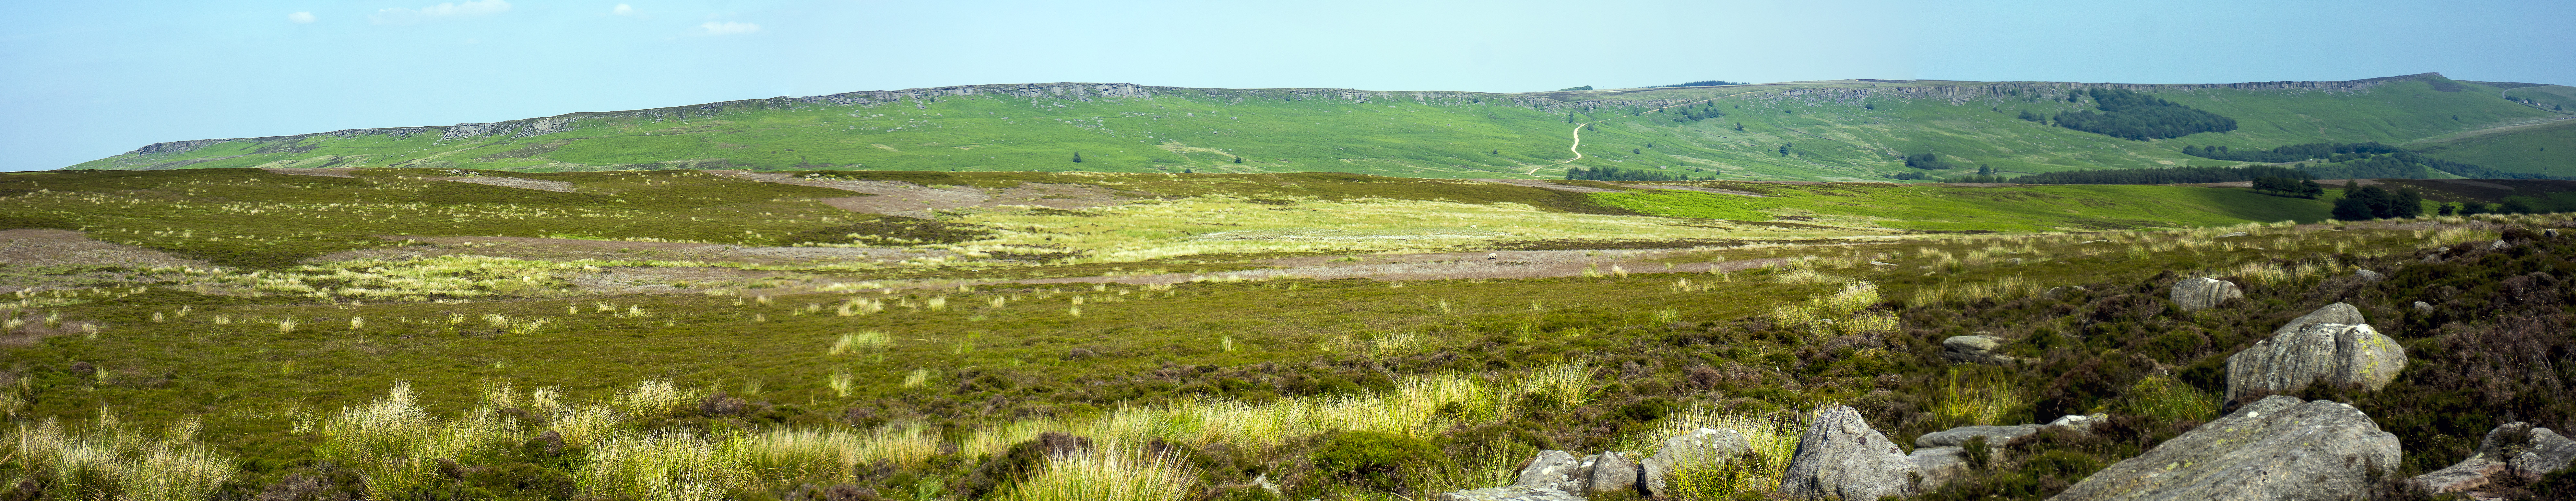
[4,0,2569,171]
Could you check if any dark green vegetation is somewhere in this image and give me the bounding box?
[1565,166,1694,182]
[2048,89,2239,140]
[2008,165,2308,185]
[64,73,2574,182]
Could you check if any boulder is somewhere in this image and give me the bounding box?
[1584,452,1641,495]
[1907,446,1971,490]
[2355,269,2384,281]
[2412,422,2576,492]
[1940,335,2017,365]
[1915,424,2042,448]
[2413,301,2436,314]
[2549,229,2561,238]
[2225,322,2407,401]
[2046,413,2108,429]
[2491,240,2512,250]
[1511,450,1587,494]
[1777,405,1915,500]
[1433,485,1586,501]
[2052,396,2401,501]
[1641,427,1751,496]
[2170,277,2243,311]
[2271,303,2366,337]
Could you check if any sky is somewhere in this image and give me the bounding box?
[4,0,2570,172]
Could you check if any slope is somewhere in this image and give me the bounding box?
[64,74,2564,182]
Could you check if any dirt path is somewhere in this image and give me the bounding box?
[1009,248,1795,287]
[1526,123,1592,175]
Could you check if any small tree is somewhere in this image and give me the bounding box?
[1233,157,1243,164]
[1071,152,1083,163]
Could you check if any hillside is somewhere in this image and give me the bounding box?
[66,73,2572,182]
[7,167,2576,500]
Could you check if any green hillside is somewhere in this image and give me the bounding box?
[65,74,2570,181]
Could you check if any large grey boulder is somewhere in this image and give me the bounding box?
[1584,452,1641,495]
[1908,446,1972,490]
[1510,450,1587,494]
[2271,303,2365,336]
[1777,405,1916,500]
[2225,322,2407,400]
[2170,277,2244,311]
[2052,396,2400,501]
[2413,422,2576,492]
[1640,426,1751,496]
[1940,335,2018,365]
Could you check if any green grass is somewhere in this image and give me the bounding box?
[1588,183,2332,232]
[65,75,2566,182]
[2414,118,2576,177]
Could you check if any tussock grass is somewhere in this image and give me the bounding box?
[1370,332,1431,355]
[1932,368,2029,429]
[10,418,237,501]
[830,330,891,355]
[1629,409,1805,498]
[998,445,1197,501]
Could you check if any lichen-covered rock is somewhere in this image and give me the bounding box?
[1585,451,1641,496]
[2413,422,2576,492]
[2355,269,2385,281]
[2225,322,2407,400]
[1777,405,1915,500]
[1511,450,1586,494]
[1940,335,2017,365]
[1641,426,1751,496]
[1915,424,2042,448]
[1908,446,1971,491]
[2170,277,2243,311]
[1433,485,1586,501]
[2046,413,2108,428]
[2271,302,2366,337]
[2052,396,2400,501]
[2413,301,2436,314]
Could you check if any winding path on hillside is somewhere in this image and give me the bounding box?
[1531,88,1776,176]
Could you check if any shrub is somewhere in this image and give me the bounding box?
[1310,431,1440,492]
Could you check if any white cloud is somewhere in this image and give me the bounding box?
[370,0,512,24]
[612,3,633,15]
[699,21,760,35]
[287,11,316,23]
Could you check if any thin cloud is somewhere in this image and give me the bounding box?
[288,12,317,23]
[699,21,760,35]
[370,0,512,25]
[612,3,633,15]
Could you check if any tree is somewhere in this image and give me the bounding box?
[1632,148,1641,154]
[2332,196,2374,220]
[1977,164,1994,176]
[1071,152,1083,163]
[2502,198,2538,214]
[2438,203,2457,216]
[2391,189,2424,218]
[1734,123,1745,132]
[1233,157,1243,164]
[1779,143,1793,156]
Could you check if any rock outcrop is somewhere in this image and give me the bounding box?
[1915,424,2042,448]
[2355,269,2385,281]
[1908,446,1972,490]
[1584,452,1641,495]
[1778,405,1915,500]
[2052,396,2400,501]
[2225,322,2407,400]
[2170,277,2243,311]
[1641,426,1751,495]
[2412,422,2576,493]
[1433,485,1584,501]
[1511,450,1588,494]
[2271,302,2366,336]
[1940,335,2017,365]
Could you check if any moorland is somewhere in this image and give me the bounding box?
[5,166,2576,500]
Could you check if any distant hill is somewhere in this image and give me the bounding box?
[66,73,2573,181]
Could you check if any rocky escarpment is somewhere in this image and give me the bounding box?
[2051,396,2401,501]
